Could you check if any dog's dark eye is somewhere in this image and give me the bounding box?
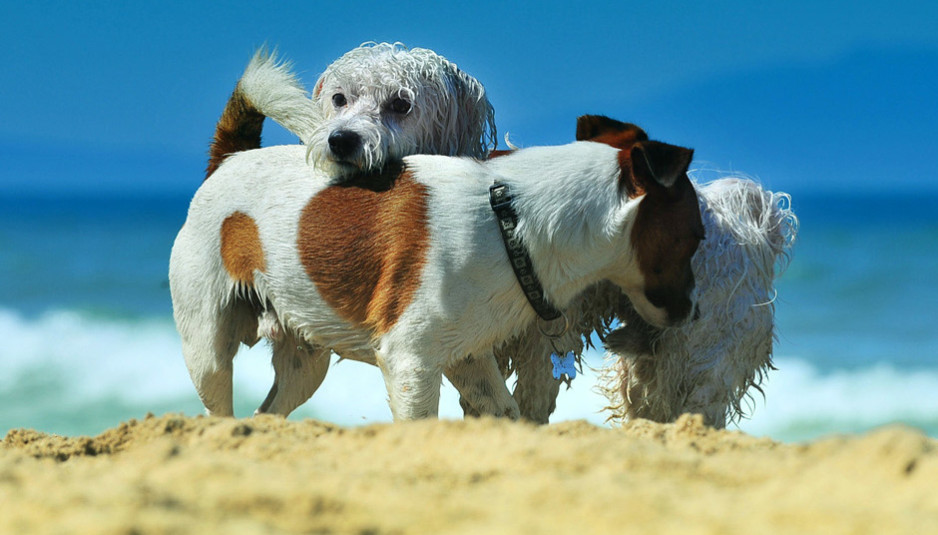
[332,93,347,107]
[387,97,412,114]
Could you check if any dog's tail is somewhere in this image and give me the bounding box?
[206,48,317,179]
[698,178,799,277]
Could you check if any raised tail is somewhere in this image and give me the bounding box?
[205,77,264,179]
[206,49,318,179]
[696,177,799,278]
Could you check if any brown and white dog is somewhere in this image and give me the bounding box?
[169,119,704,420]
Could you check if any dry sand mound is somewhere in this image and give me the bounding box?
[2,413,937,534]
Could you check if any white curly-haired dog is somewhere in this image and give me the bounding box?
[479,116,797,427]
[207,42,496,180]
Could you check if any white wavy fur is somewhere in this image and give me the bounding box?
[600,177,798,428]
[234,48,320,146]
[238,43,496,177]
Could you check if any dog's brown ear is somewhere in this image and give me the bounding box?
[577,115,623,140]
[629,141,694,193]
[576,115,649,151]
[487,149,514,159]
[576,115,648,142]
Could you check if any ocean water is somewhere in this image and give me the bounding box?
[1,191,937,443]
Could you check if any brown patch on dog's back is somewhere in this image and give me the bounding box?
[221,212,266,284]
[298,166,430,335]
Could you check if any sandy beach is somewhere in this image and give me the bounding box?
[1,413,936,534]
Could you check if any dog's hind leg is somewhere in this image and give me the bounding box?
[256,330,331,416]
[511,353,559,425]
[446,354,519,420]
[178,293,259,417]
[376,348,443,420]
[496,330,564,425]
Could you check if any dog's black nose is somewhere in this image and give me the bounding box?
[328,130,361,160]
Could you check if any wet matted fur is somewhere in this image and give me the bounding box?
[212,43,497,179]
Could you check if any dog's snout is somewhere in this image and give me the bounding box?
[328,130,362,160]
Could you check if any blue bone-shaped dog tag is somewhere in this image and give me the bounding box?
[551,352,577,380]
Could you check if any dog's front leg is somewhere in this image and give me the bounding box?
[376,347,443,420]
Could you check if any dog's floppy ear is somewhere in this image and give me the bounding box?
[576,115,648,149]
[313,76,325,99]
[577,115,627,140]
[576,115,648,142]
[629,141,694,194]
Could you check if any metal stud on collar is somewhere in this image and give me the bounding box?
[536,310,570,339]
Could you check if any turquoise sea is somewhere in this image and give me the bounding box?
[1,190,937,443]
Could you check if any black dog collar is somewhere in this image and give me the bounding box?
[489,181,563,322]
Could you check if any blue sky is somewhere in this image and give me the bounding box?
[2,1,937,196]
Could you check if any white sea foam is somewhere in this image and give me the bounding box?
[734,357,938,441]
[0,308,192,404]
[0,307,609,431]
[1,307,936,441]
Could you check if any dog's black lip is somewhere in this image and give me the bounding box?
[329,161,405,192]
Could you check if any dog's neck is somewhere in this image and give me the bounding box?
[486,142,639,309]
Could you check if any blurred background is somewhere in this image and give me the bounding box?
[2,1,937,442]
